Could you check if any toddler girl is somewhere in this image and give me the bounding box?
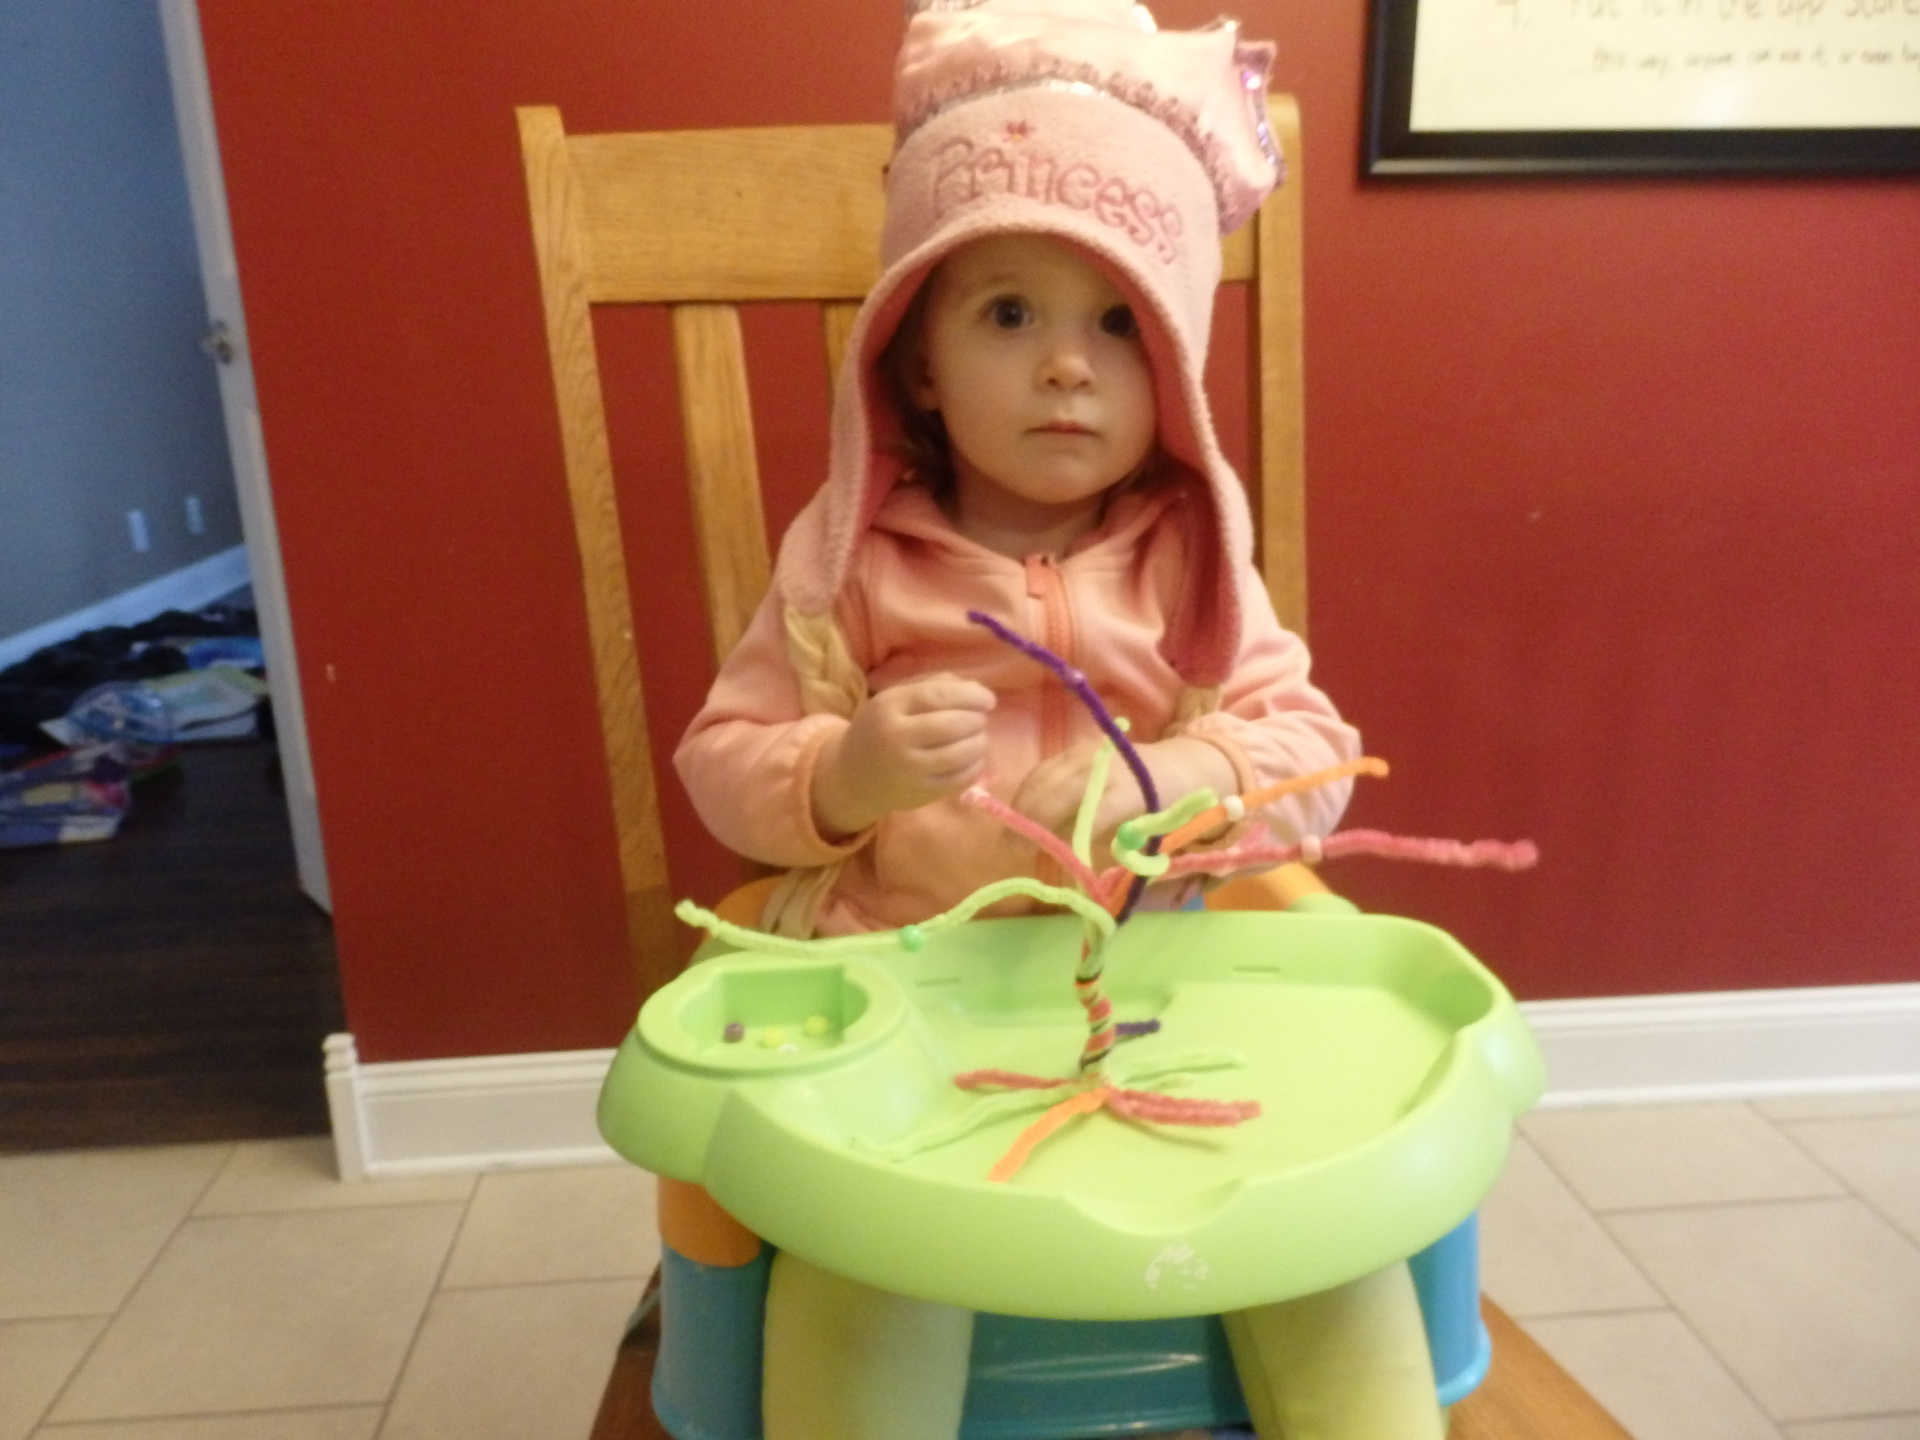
[676,2,1445,1435]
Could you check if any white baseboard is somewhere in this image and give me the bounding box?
[1522,982,1920,1108]
[322,983,1920,1180]
[323,1034,620,1181]
[0,545,252,671]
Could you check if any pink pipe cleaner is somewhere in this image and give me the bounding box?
[1165,830,1540,881]
[960,786,1104,894]
[983,1083,1265,1182]
[955,1069,1074,1091]
[958,785,1124,1073]
[1330,832,1539,869]
[1107,1089,1262,1126]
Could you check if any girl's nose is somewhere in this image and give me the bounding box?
[1038,337,1095,389]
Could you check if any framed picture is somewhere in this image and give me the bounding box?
[1364,0,1920,176]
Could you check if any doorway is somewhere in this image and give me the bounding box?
[0,0,343,1150]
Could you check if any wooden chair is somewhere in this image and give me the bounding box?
[516,100,1629,1440]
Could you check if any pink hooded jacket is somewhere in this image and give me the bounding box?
[673,0,1359,936]
[674,469,1358,936]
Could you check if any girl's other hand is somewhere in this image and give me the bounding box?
[1010,739,1142,854]
[811,674,996,839]
[1012,735,1240,857]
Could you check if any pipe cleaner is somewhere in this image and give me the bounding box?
[682,613,1537,1185]
[966,610,1163,922]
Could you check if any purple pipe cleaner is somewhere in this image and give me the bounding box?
[966,610,1162,921]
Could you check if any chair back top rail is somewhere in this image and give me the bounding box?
[560,118,1261,306]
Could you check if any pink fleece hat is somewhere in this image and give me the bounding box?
[774,0,1282,687]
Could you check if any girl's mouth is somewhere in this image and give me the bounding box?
[1032,421,1096,436]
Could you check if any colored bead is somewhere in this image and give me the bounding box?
[722,1022,744,1043]
[900,924,926,951]
[803,1014,830,1038]
[759,1026,785,1048]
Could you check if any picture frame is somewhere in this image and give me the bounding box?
[1363,0,1920,176]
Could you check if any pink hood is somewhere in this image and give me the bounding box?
[772,0,1283,689]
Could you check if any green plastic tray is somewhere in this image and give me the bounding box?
[599,905,1543,1320]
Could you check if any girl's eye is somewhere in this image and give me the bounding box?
[987,296,1029,329]
[1100,304,1139,340]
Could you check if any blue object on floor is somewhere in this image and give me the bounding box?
[0,746,132,848]
[179,635,265,670]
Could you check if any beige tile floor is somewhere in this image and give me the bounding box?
[2,1094,1917,1440]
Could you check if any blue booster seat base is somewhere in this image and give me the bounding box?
[649,1215,1486,1440]
[653,1247,772,1440]
[1408,1213,1491,1408]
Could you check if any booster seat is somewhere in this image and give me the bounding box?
[614,879,1528,1440]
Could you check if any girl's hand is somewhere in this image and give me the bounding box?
[811,674,996,839]
[1012,735,1240,856]
[1009,739,1143,855]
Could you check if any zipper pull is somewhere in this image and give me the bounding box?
[1024,554,1050,599]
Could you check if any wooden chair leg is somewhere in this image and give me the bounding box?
[590,1266,674,1440]
[1449,1298,1633,1438]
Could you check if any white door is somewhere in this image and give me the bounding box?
[157,0,331,911]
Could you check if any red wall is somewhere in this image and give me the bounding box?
[199,1,1920,1063]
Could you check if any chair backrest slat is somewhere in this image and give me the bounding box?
[822,300,862,395]
[518,98,1308,998]
[1251,93,1306,636]
[1219,219,1254,285]
[672,303,773,663]
[518,106,682,995]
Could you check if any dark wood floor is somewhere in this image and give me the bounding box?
[0,742,345,1151]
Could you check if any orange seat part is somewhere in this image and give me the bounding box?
[659,1176,764,1268]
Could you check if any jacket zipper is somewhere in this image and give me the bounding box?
[1023,554,1078,890]
[1023,554,1076,762]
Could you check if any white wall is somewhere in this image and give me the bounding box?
[0,0,242,645]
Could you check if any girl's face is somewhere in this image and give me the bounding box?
[908,234,1156,557]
